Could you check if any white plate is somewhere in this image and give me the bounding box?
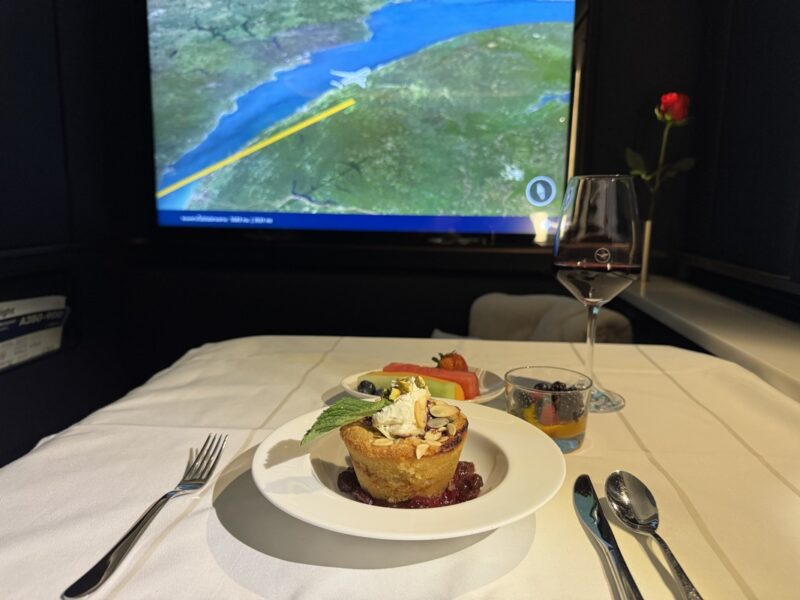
[340,367,504,404]
[251,402,566,540]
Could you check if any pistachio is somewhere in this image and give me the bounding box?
[430,404,459,419]
[397,378,415,394]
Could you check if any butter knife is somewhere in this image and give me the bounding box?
[573,474,644,600]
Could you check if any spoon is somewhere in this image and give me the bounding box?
[606,471,703,600]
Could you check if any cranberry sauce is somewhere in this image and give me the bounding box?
[337,461,484,508]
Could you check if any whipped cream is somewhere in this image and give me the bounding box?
[372,377,429,439]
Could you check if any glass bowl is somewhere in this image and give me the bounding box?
[505,366,592,453]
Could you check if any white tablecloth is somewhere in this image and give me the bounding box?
[1,336,798,599]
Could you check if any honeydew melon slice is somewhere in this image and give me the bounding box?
[357,371,465,400]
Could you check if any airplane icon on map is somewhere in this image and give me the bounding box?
[330,67,371,89]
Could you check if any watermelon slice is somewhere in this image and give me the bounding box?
[382,363,480,399]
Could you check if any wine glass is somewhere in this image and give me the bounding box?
[553,175,641,412]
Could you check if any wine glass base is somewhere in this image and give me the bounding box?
[589,388,625,413]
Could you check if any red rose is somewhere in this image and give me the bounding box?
[659,92,690,122]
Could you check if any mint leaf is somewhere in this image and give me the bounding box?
[301,397,392,445]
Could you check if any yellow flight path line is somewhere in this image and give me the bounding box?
[156,98,357,199]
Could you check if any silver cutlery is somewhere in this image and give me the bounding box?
[573,474,644,600]
[606,470,703,600]
[62,433,228,599]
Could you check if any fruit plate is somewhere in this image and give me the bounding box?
[340,367,504,404]
[251,402,566,541]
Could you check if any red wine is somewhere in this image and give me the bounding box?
[554,262,640,306]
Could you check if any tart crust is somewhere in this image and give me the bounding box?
[340,410,468,503]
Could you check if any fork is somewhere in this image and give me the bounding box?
[61,433,228,599]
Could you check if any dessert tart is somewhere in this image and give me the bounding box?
[340,377,468,503]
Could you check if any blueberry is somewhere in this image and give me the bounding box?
[337,468,358,493]
[357,380,377,395]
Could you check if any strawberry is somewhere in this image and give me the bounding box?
[538,403,558,426]
[432,351,469,372]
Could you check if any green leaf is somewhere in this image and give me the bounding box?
[625,148,648,173]
[301,396,393,445]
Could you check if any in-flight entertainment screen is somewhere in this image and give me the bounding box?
[148,0,575,235]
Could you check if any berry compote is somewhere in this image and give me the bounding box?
[337,461,484,508]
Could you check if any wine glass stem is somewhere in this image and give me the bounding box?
[585,304,600,379]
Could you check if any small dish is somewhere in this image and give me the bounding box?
[340,367,504,404]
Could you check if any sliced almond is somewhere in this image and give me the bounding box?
[424,430,442,442]
[439,436,449,443]
[430,404,459,419]
[426,440,441,449]
[446,422,457,436]
[415,443,429,459]
[414,399,427,428]
[372,437,394,446]
[427,417,449,429]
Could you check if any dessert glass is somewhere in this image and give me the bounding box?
[505,366,592,453]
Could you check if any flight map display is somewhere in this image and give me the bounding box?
[148,0,576,234]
